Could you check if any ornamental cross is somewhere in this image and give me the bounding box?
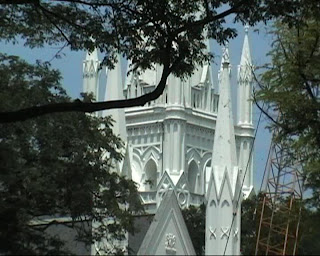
[209,227,216,239]
[221,227,230,239]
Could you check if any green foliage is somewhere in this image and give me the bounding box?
[256,18,320,208]
[0,54,143,254]
[241,195,259,255]
[182,203,205,255]
[2,1,320,122]
[1,0,318,78]
[298,208,320,255]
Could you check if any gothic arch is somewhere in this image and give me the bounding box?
[221,200,230,208]
[132,147,142,157]
[187,160,199,193]
[143,159,157,191]
[141,145,161,162]
[210,199,217,208]
[186,148,201,166]
[201,152,212,194]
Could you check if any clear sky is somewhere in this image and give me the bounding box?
[1,21,274,193]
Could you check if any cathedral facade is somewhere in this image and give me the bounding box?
[83,27,254,255]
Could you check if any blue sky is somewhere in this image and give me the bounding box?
[1,21,274,193]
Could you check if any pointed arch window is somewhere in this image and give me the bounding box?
[144,159,157,191]
[188,160,199,193]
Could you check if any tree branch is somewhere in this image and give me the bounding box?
[0,0,247,123]
[0,59,173,123]
[252,91,279,127]
[173,2,244,36]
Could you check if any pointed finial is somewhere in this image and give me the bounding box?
[244,24,249,34]
[85,48,99,61]
[222,44,230,66]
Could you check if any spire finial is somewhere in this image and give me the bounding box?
[244,24,249,34]
[222,44,230,65]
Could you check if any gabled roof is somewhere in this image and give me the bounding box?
[156,171,175,207]
[137,191,196,255]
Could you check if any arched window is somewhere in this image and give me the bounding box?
[144,159,157,191]
[188,161,199,193]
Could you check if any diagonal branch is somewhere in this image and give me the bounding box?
[0,59,172,123]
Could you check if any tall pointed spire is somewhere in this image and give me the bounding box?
[237,25,253,126]
[211,46,238,191]
[83,48,100,101]
[206,46,241,256]
[237,26,255,197]
[102,54,127,142]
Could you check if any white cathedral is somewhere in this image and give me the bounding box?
[82,27,255,255]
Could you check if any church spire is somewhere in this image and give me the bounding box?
[83,48,100,101]
[237,25,253,126]
[205,46,241,256]
[102,54,127,142]
[211,46,238,190]
[237,26,255,197]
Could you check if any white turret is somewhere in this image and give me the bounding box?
[237,25,253,127]
[102,54,128,176]
[102,54,127,142]
[237,26,254,197]
[205,46,241,256]
[83,48,100,101]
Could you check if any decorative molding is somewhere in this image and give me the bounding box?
[209,227,216,239]
[165,233,176,253]
[221,227,230,239]
[234,228,239,239]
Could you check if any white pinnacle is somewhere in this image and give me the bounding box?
[103,54,127,142]
[237,25,254,127]
[212,45,238,192]
[238,25,252,82]
[83,48,100,102]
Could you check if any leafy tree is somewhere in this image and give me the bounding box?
[298,207,320,255]
[255,17,320,208]
[0,53,143,255]
[241,194,259,255]
[182,203,205,255]
[1,0,318,122]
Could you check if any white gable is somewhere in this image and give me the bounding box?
[138,191,196,255]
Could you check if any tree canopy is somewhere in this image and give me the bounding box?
[1,0,319,122]
[256,17,320,208]
[0,53,143,255]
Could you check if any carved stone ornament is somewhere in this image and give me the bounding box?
[234,228,239,239]
[209,227,216,239]
[165,233,176,254]
[221,227,230,239]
